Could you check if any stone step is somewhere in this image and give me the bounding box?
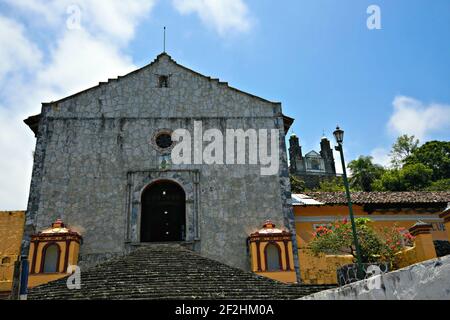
[28,244,335,300]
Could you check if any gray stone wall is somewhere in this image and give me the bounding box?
[293,173,337,190]
[25,54,295,272]
[301,255,450,300]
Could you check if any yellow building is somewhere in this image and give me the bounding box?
[0,215,81,298]
[247,220,297,283]
[0,211,25,297]
[1,192,449,297]
[27,219,82,288]
[292,191,450,284]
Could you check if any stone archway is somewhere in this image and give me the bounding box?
[140,180,186,242]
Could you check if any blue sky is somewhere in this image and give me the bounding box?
[0,0,449,209]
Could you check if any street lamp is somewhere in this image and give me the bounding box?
[333,126,364,280]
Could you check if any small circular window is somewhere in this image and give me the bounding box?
[155,132,173,149]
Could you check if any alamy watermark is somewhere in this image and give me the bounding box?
[66,4,82,30]
[367,5,382,30]
[66,265,81,290]
[365,264,383,290]
[170,121,280,176]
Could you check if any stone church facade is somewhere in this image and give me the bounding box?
[22,53,298,273]
[289,134,337,189]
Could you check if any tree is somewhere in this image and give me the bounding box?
[290,175,305,193]
[373,163,433,191]
[347,156,385,191]
[372,169,403,191]
[308,218,414,268]
[425,178,450,191]
[315,177,346,192]
[400,163,434,190]
[404,141,450,181]
[389,135,419,168]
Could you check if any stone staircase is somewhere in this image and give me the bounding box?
[0,291,10,300]
[28,244,334,300]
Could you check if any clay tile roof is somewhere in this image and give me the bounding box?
[27,244,333,300]
[303,191,450,205]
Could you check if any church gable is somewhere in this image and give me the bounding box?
[23,52,293,274]
[42,53,280,120]
[305,151,321,158]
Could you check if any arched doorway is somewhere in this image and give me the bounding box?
[42,243,60,273]
[265,243,282,271]
[140,180,186,242]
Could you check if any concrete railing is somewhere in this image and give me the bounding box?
[300,255,450,300]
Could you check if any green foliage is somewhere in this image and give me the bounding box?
[315,177,346,192]
[308,218,414,267]
[389,135,419,168]
[347,156,385,191]
[309,218,382,263]
[378,225,415,268]
[372,169,402,191]
[400,163,434,190]
[404,140,450,181]
[373,163,433,191]
[290,175,306,193]
[425,178,450,191]
[355,137,450,191]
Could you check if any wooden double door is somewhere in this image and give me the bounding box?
[140,181,186,242]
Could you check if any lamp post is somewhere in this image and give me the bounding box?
[333,126,364,280]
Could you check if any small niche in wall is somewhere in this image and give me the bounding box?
[158,75,169,88]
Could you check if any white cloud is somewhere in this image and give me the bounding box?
[0,107,35,210]
[370,147,390,168]
[367,95,450,172]
[332,149,343,174]
[36,30,135,101]
[1,0,64,26]
[172,0,253,36]
[0,1,155,210]
[3,0,156,44]
[388,95,450,141]
[0,16,43,83]
[82,0,156,43]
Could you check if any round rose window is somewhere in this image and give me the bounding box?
[155,132,173,149]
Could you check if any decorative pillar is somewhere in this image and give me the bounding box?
[247,220,296,283]
[27,219,82,288]
[409,221,437,263]
[439,205,450,241]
